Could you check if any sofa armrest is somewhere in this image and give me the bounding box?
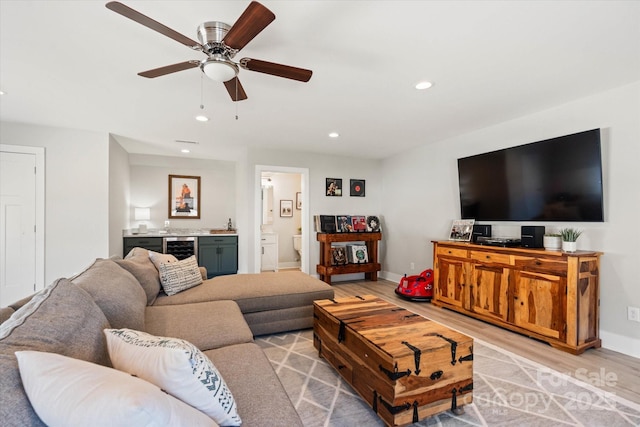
[144,300,253,351]
[199,266,207,281]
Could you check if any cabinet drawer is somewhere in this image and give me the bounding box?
[199,236,238,245]
[513,256,568,275]
[470,250,512,265]
[436,246,468,258]
[260,234,277,244]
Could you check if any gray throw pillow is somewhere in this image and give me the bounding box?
[71,258,146,330]
[0,278,111,426]
[115,248,162,305]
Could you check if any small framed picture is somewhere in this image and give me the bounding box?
[449,219,475,241]
[296,192,302,210]
[280,200,293,217]
[326,178,342,196]
[350,179,365,197]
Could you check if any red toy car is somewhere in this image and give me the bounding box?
[395,269,434,301]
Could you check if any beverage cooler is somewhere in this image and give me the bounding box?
[162,236,198,260]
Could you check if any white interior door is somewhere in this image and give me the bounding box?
[0,146,44,306]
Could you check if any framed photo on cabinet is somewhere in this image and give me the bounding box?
[168,175,201,219]
[449,219,475,241]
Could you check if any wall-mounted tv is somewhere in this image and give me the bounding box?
[457,129,604,222]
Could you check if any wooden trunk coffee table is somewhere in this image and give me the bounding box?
[313,295,473,427]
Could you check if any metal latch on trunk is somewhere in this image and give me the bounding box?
[436,334,458,365]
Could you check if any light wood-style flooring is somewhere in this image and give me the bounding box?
[329,279,640,405]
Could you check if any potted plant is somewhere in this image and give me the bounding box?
[559,228,582,252]
[543,233,562,251]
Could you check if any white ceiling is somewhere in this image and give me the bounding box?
[1,1,639,161]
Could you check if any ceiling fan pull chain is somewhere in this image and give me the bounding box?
[200,73,205,111]
[235,79,239,120]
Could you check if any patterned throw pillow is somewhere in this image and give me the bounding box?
[148,251,179,271]
[158,255,203,296]
[104,328,241,426]
[15,350,217,427]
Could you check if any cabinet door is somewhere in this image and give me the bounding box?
[434,256,468,309]
[470,264,509,321]
[217,243,238,275]
[198,243,220,278]
[512,270,567,340]
[261,244,277,271]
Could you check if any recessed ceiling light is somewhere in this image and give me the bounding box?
[195,115,209,122]
[181,149,191,153]
[328,132,339,138]
[415,81,433,90]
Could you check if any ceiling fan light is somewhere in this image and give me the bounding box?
[202,58,238,82]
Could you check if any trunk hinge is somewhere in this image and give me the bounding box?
[436,334,458,365]
[379,362,411,381]
[402,341,422,375]
[451,383,473,414]
[378,396,411,415]
[338,321,346,343]
[458,346,473,364]
[412,401,419,423]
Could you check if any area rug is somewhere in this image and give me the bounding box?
[256,330,640,427]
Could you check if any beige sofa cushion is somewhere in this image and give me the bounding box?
[205,343,303,427]
[145,300,253,351]
[115,247,162,305]
[71,258,146,330]
[153,271,334,314]
[0,278,111,426]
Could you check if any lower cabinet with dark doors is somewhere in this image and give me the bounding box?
[198,235,238,279]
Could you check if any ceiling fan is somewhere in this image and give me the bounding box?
[105,1,312,101]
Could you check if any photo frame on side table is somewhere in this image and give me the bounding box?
[449,219,475,241]
[168,175,201,219]
[280,200,293,217]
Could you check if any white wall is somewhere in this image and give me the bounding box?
[108,136,130,258]
[0,122,110,282]
[381,81,640,357]
[128,154,236,235]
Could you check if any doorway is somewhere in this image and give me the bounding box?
[0,145,45,305]
[254,165,309,274]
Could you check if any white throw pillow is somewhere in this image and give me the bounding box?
[15,350,217,427]
[149,250,179,271]
[104,328,241,426]
[158,255,203,295]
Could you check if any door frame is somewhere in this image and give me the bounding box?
[254,165,309,274]
[0,144,46,293]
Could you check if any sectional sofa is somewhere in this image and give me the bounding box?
[0,248,334,426]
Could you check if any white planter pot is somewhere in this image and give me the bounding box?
[562,241,577,252]
[543,236,562,250]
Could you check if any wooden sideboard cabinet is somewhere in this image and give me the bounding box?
[432,240,602,354]
[316,232,381,285]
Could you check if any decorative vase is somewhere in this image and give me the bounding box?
[543,236,562,251]
[562,241,577,252]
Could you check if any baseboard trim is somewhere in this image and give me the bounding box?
[600,330,640,359]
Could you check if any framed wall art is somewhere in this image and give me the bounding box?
[326,178,342,196]
[296,192,302,210]
[280,200,293,217]
[168,175,201,219]
[350,179,365,197]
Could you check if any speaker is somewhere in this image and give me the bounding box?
[472,224,492,243]
[521,226,545,248]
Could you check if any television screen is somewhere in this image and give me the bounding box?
[457,129,604,222]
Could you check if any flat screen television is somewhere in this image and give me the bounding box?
[457,129,604,222]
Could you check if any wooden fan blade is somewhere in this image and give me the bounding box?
[240,58,312,82]
[223,77,248,101]
[222,1,275,51]
[138,61,199,78]
[106,1,202,49]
